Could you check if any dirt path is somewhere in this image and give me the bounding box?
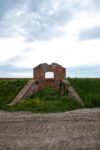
[0,108,100,150]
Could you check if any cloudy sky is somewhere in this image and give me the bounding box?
[0,0,100,77]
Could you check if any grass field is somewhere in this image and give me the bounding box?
[69,78,100,107]
[0,78,100,112]
[0,79,29,109]
[6,87,82,112]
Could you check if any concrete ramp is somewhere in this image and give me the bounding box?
[8,80,37,106]
[62,79,84,105]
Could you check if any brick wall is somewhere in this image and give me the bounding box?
[33,63,66,90]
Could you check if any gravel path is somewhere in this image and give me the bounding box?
[0,108,100,150]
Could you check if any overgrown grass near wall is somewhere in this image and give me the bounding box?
[0,78,100,113]
[68,78,100,107]
[0,79,29,109]
[7,87,82,113]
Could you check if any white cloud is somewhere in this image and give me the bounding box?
[0,71,33,78]
[0,35,30,64]
[11,72,33,78]
[11,36,100,68]
[0,0,100,77]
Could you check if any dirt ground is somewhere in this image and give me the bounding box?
[0,108,100,150]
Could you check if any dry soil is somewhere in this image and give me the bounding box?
[0,108,100,150]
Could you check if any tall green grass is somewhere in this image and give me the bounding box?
[69,78,100,107]
[7,87,82,113]
[1,78,99,113]
[0,79,29,109]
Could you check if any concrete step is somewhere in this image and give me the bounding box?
[8,80,36,106]
[62,79,84,105]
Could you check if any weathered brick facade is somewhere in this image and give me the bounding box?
[9,63,83,105]
[33,63,66,90]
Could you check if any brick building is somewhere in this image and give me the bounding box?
[33,63,66,90]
